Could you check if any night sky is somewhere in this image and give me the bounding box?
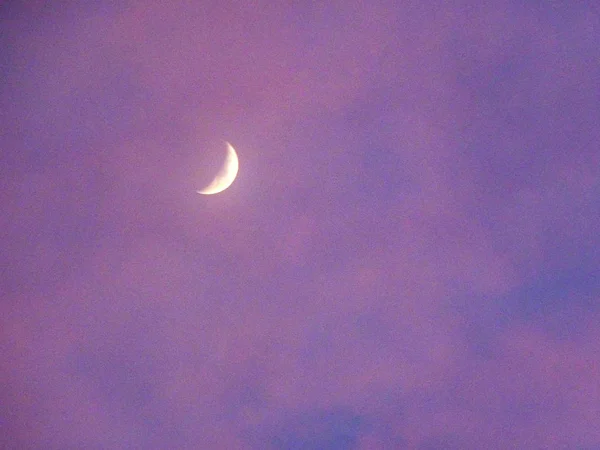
[2,2,600,448]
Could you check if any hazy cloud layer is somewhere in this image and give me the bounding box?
[2,1,600,448]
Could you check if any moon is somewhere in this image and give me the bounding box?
[197,142,239,195]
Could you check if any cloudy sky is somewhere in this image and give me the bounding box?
[2,1,600,448]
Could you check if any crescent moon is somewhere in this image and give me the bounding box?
[197,142,239,195]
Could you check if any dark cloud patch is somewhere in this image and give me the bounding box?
[505,265,600,318]
[66,336,187,449]
[220,360,269,423]
[511,0,600,28]
[577,445,600,450]
[259,407,364,450]
[457,260,600,356]
[502,264,600,339]
[462,316,501,359]
[70,346,155,408]
[0,399,29,450]
[65,297,166,410]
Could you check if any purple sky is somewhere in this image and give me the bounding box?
[2,1,600,448]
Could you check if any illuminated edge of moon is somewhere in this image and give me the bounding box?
[197,142,239,195]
